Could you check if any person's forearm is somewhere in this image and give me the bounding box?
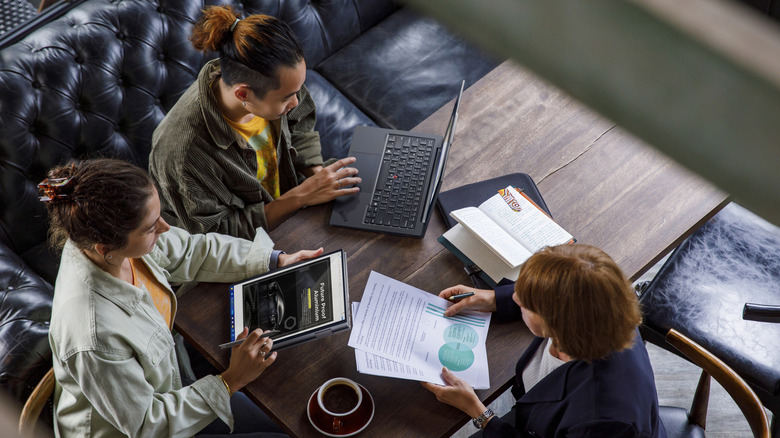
[263,189,307,230]
[468,400,494,430]
[466,401,489,419]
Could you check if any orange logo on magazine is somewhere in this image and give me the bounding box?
[498,187,522,212]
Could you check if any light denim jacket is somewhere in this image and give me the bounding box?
[49,226,273,437]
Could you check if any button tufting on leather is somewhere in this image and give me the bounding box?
[0,0,503,413]
[157,53,165,61]
[7,286,14,291]
[74,56,83,64]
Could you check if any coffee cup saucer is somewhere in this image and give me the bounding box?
[307,383,374,437]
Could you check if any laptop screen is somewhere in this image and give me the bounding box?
[422,80,465,223]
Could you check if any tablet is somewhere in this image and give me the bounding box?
[229,250,350,350]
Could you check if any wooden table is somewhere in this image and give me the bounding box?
[174,61,727,437]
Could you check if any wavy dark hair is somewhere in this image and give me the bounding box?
[41,158,155,252]
[191,6,304,98]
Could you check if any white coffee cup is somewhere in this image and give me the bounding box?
[317,377,363,433]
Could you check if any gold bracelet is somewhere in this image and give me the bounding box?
[218,374,232,397]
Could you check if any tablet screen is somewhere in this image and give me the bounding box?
[230,250,349,349]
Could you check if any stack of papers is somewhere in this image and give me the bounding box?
[348,271,491,389]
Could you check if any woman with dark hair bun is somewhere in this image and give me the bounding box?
[43,158,317,437]
[423,244,667,437]
[150,5,361,238]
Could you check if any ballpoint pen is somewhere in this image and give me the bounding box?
[218,330,280,350]
[448,291,475,301]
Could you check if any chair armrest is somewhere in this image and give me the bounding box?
[18,367,54,437]
[666,328,771,438]
[743,303,780,323]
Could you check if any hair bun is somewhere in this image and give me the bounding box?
[191,5,240,53]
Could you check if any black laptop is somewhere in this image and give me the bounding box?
[329,80,465,238]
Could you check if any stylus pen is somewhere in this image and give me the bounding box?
[218,330,280,350]
[448,291,475,301]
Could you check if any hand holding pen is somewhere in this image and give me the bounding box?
[439,285,497,316]
[220,330,280,349]
[220,328,278,395]
[448,292,475,301]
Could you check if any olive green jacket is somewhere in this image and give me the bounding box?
[49,226,273,437]
[149,59,323,240]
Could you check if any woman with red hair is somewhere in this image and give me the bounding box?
[424,244,667,437]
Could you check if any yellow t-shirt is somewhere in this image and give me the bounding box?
[223,115,280,198]
[130,259,172,329]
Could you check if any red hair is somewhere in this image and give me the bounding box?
[514,244,641,361]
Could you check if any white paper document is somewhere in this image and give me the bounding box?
[348,271,491,389]
[352,303,428,380]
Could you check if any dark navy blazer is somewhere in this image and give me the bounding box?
[483,284,667,438]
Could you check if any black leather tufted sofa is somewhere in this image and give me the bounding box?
[0,0,499,410]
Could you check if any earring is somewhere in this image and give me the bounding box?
[242,101,246,107]
[106,253,112,260]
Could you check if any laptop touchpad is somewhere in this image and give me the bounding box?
[349,151,380,193]
[331,152,380,219]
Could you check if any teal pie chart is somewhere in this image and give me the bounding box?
[438,324,478,371]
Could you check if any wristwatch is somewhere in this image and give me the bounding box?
[472,408,494,429]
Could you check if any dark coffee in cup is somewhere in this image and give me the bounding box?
[322,382,359,414]
[309,378,374,435]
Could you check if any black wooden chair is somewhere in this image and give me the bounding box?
[639,202,780,436]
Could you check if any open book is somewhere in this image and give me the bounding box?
[441,186,574,283]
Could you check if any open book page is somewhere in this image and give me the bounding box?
[442,224,523,283]
[348,271,491,389]
[449,207,533,268]
[478,186,573,254]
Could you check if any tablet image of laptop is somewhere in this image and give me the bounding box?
[329,80,465,238]
[229,250,349,350]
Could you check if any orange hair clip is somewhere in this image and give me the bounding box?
[38,177,74,203]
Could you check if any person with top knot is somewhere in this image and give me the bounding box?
[42,158,319,437]
[150,6,360,238]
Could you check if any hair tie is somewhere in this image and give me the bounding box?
[230,18,240,32]
[38,177,75,204]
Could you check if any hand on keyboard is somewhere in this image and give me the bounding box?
[291,156,361,206]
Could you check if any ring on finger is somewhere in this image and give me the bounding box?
[260,350,266,357]
[337,179,342,188]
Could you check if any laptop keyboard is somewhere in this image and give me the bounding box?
[363,134,436,229]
